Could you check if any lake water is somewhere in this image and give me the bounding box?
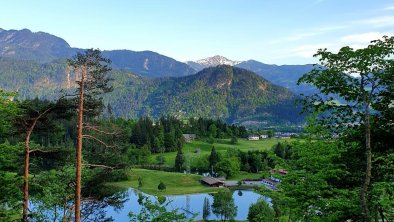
[105,188,269,221]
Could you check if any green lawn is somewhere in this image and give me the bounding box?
[109,168,220,195]
[149,138,293,166]
[230,171,263,181]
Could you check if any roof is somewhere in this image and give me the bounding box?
[261,178,280,186]
[270,168,288,175]
[201,177,225,185]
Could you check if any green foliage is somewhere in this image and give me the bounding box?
[230,136,238,144]
[273,142,292,160]
[209,146,220,175]
[174,150,184,172]
[129,194,194,222]
[208,124,217,138]
[158,181,166,191]
[130,116,184,153]
[0,89,19,140]
[216,157,240,178]
[239,150,273,173]
[247,200,275,222]
[211,189,237,221]
[156,155,166,165]
[296,35,394,220]
[0,143,22,221]
[280,135,362,220]
[30,166,75,221]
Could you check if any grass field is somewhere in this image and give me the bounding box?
[149,138,293,166]
[109,168,220,195]
[111,138,293,195]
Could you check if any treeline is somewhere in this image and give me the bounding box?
[130,116,184,153]
[129,117,248,154]
[185,118,248,139]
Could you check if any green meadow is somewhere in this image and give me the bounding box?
[149,138,293,166]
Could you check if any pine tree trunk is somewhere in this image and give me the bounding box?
[75,67,85,222]
[23,116,42,222]
[361,93,371,221]
[23,130,32,222]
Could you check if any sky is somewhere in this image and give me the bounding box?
[1,0,394,65]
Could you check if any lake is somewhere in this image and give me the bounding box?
[105,188,269,221]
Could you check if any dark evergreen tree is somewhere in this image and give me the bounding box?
[174,149,184,172]
[209,146,219,175]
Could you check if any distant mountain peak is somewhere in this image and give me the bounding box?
[195,55,241,66]
[186,55,242,72]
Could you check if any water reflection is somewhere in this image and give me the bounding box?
[31,187,269,221]
[105,188,269,221]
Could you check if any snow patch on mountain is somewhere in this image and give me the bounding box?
[196,55,241,66]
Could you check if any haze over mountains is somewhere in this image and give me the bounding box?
[0,28,311,125]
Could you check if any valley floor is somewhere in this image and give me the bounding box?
[110,138,292,196]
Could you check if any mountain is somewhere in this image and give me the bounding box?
[0,28,76,62]
[186,55,241,71]
[102,50,195,78]
[144,65,302,125]
[0,58,303,125]
[187,55,315,95]
[0,28,194,78]
[236,60,316,95]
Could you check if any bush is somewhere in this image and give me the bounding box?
[248,201,275,222]
[158,181,166,191]
[230,136,238,144]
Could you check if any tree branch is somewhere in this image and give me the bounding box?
[29,148,60,154]
[83,124,118,135]
[82,134,117,148]
[82,163,115,170]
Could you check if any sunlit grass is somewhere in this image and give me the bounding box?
[109,168,220,195]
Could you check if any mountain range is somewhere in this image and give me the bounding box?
[0,28,194,78]
[0,28,315,94]
[0,28,309,126]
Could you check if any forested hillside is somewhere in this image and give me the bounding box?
[0,58,303,125]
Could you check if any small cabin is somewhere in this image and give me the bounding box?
[201,177,225,187]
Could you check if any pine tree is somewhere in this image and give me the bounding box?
[209,146,219,175]
[67,49,112,222]
[175,149,184,172]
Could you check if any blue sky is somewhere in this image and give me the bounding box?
[1,0,394,64]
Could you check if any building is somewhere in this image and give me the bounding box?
[201,177,225,187]
[261,178,279,190]
[260,134,268,139]
[269,168,288,175]
[248,135,259,140]
[183,134,196,142]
